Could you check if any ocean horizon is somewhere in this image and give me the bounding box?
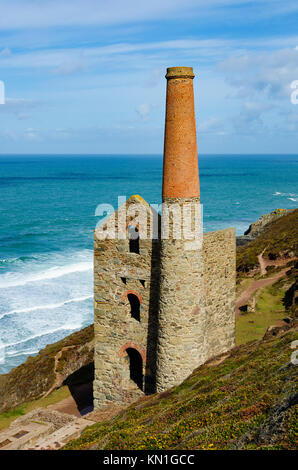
[0,153,297,374]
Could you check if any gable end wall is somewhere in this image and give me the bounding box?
[203,227,236,360]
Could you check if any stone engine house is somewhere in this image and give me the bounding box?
[93,67,236,410]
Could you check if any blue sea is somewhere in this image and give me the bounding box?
[0,154,297,374]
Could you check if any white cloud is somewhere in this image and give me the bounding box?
[0,98,43,122]
[198,117,226,134]
[0,0,197,29]
[0,98,41,114]
[24,128,41,141]
[3,129,18,141]
[2,36,298,78]
[135,103,151,120]
[52,60,85,76]
[217,47,298,135]
[0,124,163,150]
[0,0,290,30]
[218,47,298,101]
[16,113,31,120]
[0,48,11,56]
[0,39,233,70]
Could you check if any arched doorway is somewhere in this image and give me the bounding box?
[126,348,143,390]
[127,225,139,254]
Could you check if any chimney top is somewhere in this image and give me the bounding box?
[165,67,195,80]
[162,66,200,199]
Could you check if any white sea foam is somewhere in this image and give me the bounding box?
[0,295,93,320]
[6,349,39,358]
[0,261,93,288]
[273,191,298,197]
[4,323,83,348]
[0,249,93,373]
[272,191,298,202]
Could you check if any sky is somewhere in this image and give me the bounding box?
[0,0,298,154]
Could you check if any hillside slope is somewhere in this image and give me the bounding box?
[0,325,94,413]
[237,208,298,272]
[64,327,298,450]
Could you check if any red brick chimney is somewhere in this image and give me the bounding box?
[162,66,200,200]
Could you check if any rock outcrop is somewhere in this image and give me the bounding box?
[237,209,298,271]
[237,208,292,246]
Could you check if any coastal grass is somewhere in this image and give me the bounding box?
[64,328,298,451]
[256,283,285,314]
[236,281,287,345]
[0,386,70,431]
[236,277,252,297]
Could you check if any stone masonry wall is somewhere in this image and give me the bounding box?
[93,196,160,409]
[203,227,236,360]
[93,195,236,408]
[155,197,207,392]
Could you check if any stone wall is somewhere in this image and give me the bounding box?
[93,196,236,409]
[93,196,160,409]
[155,197,206,393]
[203,228,236,360]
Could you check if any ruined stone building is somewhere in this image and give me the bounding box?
[93,67,236,409]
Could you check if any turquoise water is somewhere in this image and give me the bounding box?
[0,154,297,373]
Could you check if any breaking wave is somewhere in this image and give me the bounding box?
[0,295,92,320]
[0,261,93,289]
[4,324,83,348]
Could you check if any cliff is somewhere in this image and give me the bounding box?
[236,208,294,246]
[64,326,298,450]
[237,208,298,272]
[0,326,94,413]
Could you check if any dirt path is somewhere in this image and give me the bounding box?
[257,248,267,276]
[47,396,81,417]
[235,268,288,317]
[236,250,296,317]
[258,249,295,276]
[43,346,76,399]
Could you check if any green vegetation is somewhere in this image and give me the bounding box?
[1,407,25,419]
[257,282,285,313]
[236,261,297,345]
[236,277,252,297]
[235,209,297,344]
[236,281,287,345]
[237,209,298,272]
[0,386,70,431]
[64,328,298,450]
